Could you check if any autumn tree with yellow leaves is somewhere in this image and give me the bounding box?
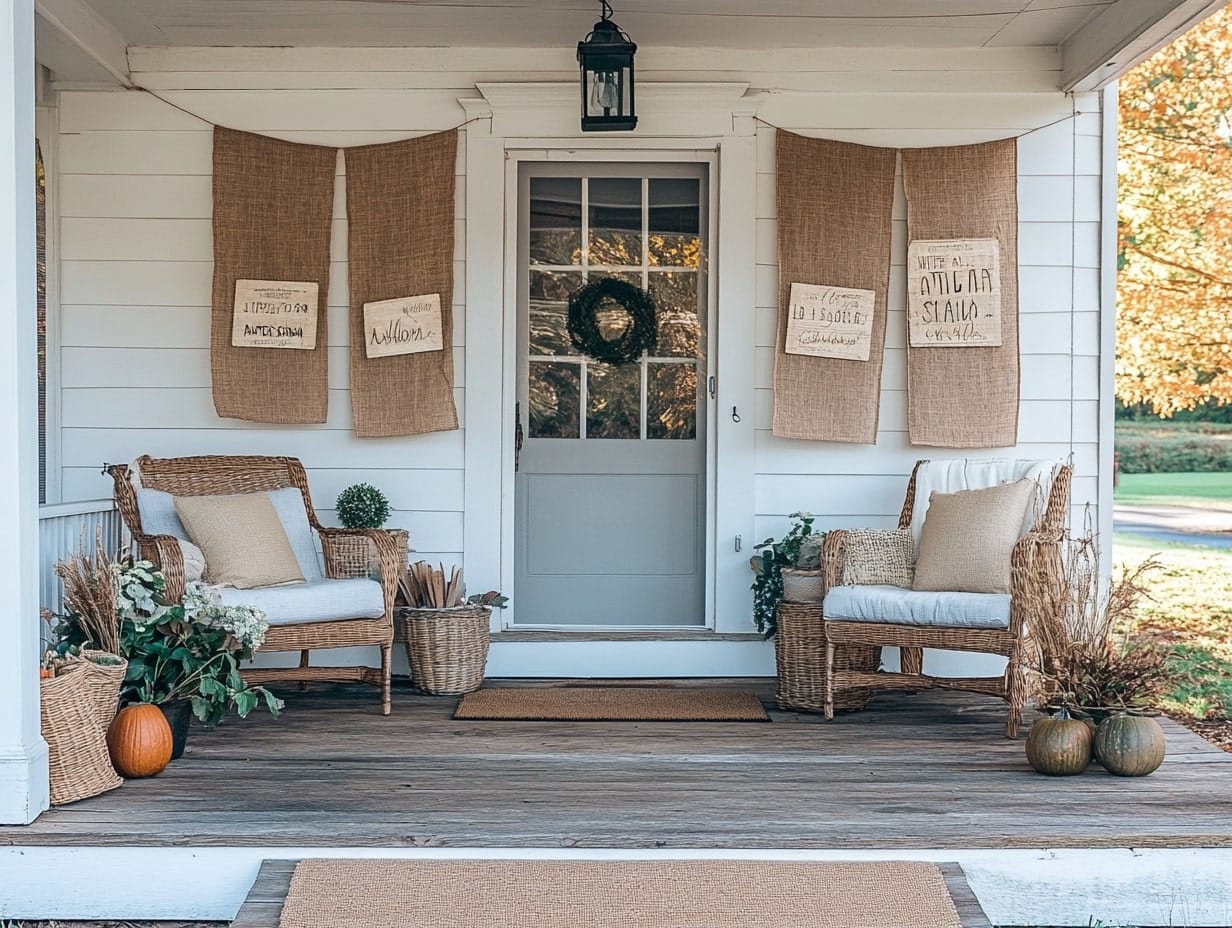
[1118,6,1232,415]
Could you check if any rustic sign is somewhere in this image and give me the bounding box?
[231,279,319,350]
[362,293,445,359]
[784,282,876,361]
[907,239,1002,347]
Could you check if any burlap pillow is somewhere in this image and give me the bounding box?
[174,493,304,590]
[912,479,1035,594]
[840,529,916,588]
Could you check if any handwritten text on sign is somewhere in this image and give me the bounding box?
[784,282,876,361]
[907,239,1002,347]
[363,294,445,359]
[232,279,318,350]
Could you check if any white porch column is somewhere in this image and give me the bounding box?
[0,0,49,824]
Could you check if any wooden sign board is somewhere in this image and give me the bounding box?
[784,282,876,361]
[907,239,1002,347]
[231,279,319,350]
[363,293,445,359]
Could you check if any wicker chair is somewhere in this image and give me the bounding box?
[822,459,1072,738]
[109,455,400,714]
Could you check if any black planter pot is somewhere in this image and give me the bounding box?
[158,699,193,760]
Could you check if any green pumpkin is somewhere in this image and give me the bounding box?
[1095,713,1166,777]
[1025,707,1093,776]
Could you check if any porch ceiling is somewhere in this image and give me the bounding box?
[32,0,1231,93]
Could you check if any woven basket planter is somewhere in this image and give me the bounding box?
[781,568,824,604]
[332,528,409,579]
[59,650,127,735]
[40,670,123,805]
[774,601,879,713]
[402,604,491,695]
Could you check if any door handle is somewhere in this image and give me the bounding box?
[515,402,524,472]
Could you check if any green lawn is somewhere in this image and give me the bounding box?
[1112,533,1232,734]
[1114,471,1232,508]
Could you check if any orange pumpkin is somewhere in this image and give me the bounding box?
[106,703,173,778]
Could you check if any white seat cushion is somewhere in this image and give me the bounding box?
[824,584,1011,630]
[217,578,385,627]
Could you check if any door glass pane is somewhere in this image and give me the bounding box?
[530,177,582,265]
[648,178,700,268]
[588,177,642,267]
[528,361,581,438]
[586,362,640,439]
[647,271,700,358]
[528,270,581,356]
[648,363,697,440]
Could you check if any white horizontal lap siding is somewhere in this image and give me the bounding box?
[55,86,469,572]
[752,93,1104,543]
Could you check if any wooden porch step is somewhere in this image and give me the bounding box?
[230,858,992,928]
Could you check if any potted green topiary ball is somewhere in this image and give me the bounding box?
[335,483,391,529]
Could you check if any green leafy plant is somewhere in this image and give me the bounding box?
[335,482,392,529]
[55,560,283,727]
[748,511,823,639]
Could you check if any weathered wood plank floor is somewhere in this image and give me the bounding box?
[229,858,993,928]
[5,680,1231,849]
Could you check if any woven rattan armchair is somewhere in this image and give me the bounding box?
[109,454,399,715]
[822,459,1072,738]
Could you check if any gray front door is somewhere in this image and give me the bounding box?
[514,164,709,628]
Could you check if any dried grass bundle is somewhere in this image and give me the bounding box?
[53,530,120,654]
[1021,526,1166,712]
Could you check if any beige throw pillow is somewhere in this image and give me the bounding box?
[841,528,916,588]
[912,479,1035,594]
[174,492,304,590]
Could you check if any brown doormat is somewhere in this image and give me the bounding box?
[453,686,770,721]
[277,859,969,928]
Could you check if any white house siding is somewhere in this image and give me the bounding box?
[50,47,1106,659]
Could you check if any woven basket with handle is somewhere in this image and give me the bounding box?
[775,601,878,712]
[402,604,491,695]
[332,528,409,579]
[59,649,127,735]
[40,670,123,805]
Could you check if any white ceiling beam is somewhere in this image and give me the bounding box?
[1061,0,1229,92]
[34,0,130,86]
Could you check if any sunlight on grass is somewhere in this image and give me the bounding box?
[1112,533,1232,722]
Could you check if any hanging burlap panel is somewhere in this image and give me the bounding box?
[211,127,335,423]
[346,131,459,438]
[773,133,896,443]
[901,139,1020,447]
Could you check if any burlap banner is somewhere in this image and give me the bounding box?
[773,133,896,443]
[902,139,1020,448]
[210,127,335,424]
[346,130,459,438]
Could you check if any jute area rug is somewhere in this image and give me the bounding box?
[277,859,964,928]
[452,686,769,721]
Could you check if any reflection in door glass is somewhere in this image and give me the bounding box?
[587,362,641,439]
[528,270,581,356]
[529,177,582,265]
[648,178,700,267]
[588,177,642,266]
[648,363,697,440]
[528,361,581,438]
[647,271,700,358]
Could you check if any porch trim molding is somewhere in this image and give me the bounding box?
[460,81,762,641]
[0,0,50,825]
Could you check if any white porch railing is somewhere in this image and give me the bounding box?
[38,499,127,637]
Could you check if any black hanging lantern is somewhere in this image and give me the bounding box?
[577,0,637,132]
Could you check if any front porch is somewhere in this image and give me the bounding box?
[4,680,1231,925]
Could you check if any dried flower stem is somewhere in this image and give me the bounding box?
[53,529,120,655]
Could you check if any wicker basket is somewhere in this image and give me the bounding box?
[782,568,824,604]
[774,601,879,712]
[402,604,491,695]
[40,671,123,805]
[332,528,409,579]
[59,650,127,735]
